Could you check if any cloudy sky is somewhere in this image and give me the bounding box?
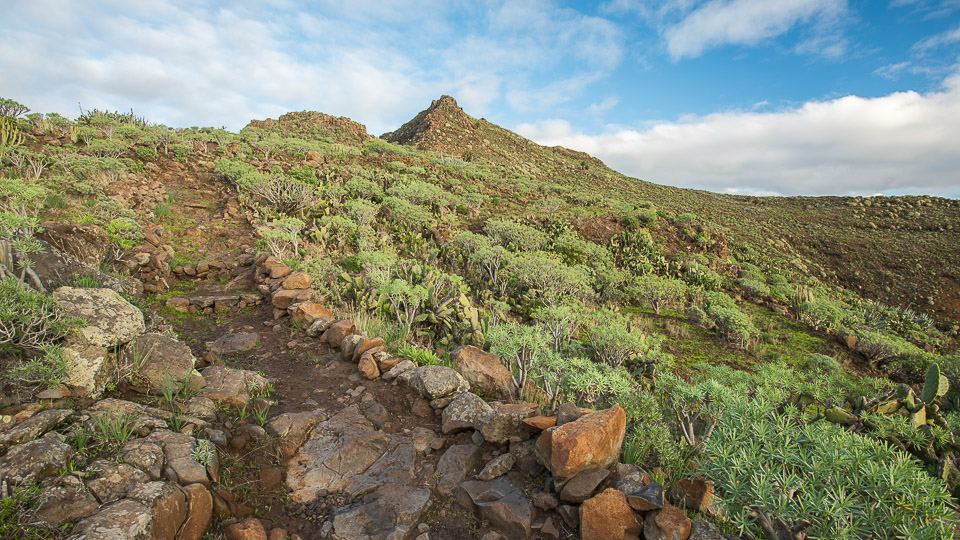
[1,1,959,196]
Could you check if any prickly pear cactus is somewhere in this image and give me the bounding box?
[921,363,950,404]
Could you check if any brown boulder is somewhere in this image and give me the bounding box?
[644,506,691,540]
[358,354,380,380]
[320,321,357,347]
[282,272,314,290]
[452,345,513,399]
[536,405,626,478]
[580,488,643,540]
[226,517,268,540]
[292,302,333,327]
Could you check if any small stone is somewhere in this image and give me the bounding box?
[476,453,515,481]
[532,492,559,511]
[560,468,610,504]
[358,354,380,380]
[225,517,268,540]
[556,401,581,425]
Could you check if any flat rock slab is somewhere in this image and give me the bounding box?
[265,409,329,458]
[207,332,260,355]
[71,498,154,539]
[0,432,74,485]
[331,484,432,540]
[436,443,481,496]
[200,366,269,408]
[457,476,533,539]
[54,286,145,348]
[285,407,417,504]
[0,408,71,448]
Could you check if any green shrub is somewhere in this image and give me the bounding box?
[738,277,770,298]
[585,310,662,370]
[135,146,157,161]
[506,252,593,306]
[0,277,74,351]
[104,217,143,249]
[702,292,758,348]
[627,274,687,314]
[485,219,548,252]
[703,397,954,539]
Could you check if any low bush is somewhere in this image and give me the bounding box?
[704,397,954,539]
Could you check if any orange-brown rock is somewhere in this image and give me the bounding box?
[536,405,626,478]
[291,302,333,326]
[181,483,213,540]
[522,415,557,431]
[378,356,402,372]
[667,477,722,519]
[451,345,513,399]
[644,505,691,540]
[267,264,292,280]
[320,321,357,347]
[272,289,308,310]
[282,272,314,290]
[225,517,268,540]
[352,337,386,362]
[580,488,643,540]
[358,354,380,380]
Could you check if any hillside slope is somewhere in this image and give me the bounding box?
[385,96,960,325]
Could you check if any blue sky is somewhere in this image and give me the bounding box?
[1,0,959,196]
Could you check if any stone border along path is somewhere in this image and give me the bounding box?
[0,249,734,540]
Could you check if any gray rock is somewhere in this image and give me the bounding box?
[509,439,544,476]
[265,409,329,458]
[331,484,432,540]
[382,359,416,382]
[340,334,364,361]
[442,392,493,434]
[532,492,559,511]
[62,343,114,398]
[436,444,481,496]
[207,332,259,355]
[559,468,610,504]
[306,317,335,337]
[609,463,650,495]
[457,476,533,539]
[0,432,73,485]
[204,428,228,448]
[476,454,515,481]
[184,396,217,419]
[0,408,71,448]
[627,482,665,512]
[690,519,725,540]
[53,286,145,347]
[120,438,165,480]
[405,366,469,400]
[145,430,211,487]
[479,408,533,444]
[556,402,581,426]
[71,498,153,539]
[199,366,269,408]
[129,333,204,394]
[34,475,100,526]
[86,459,151,504]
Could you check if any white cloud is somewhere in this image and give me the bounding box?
[662,0,848,59]
[588,96,620,114]
[516,69,960,196]
[914,24,960,53]
[0,0,623,132]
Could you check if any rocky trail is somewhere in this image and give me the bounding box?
[0,164,730,540]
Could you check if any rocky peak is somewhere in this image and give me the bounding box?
[245,111,372,145]
[381,95,474,148]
